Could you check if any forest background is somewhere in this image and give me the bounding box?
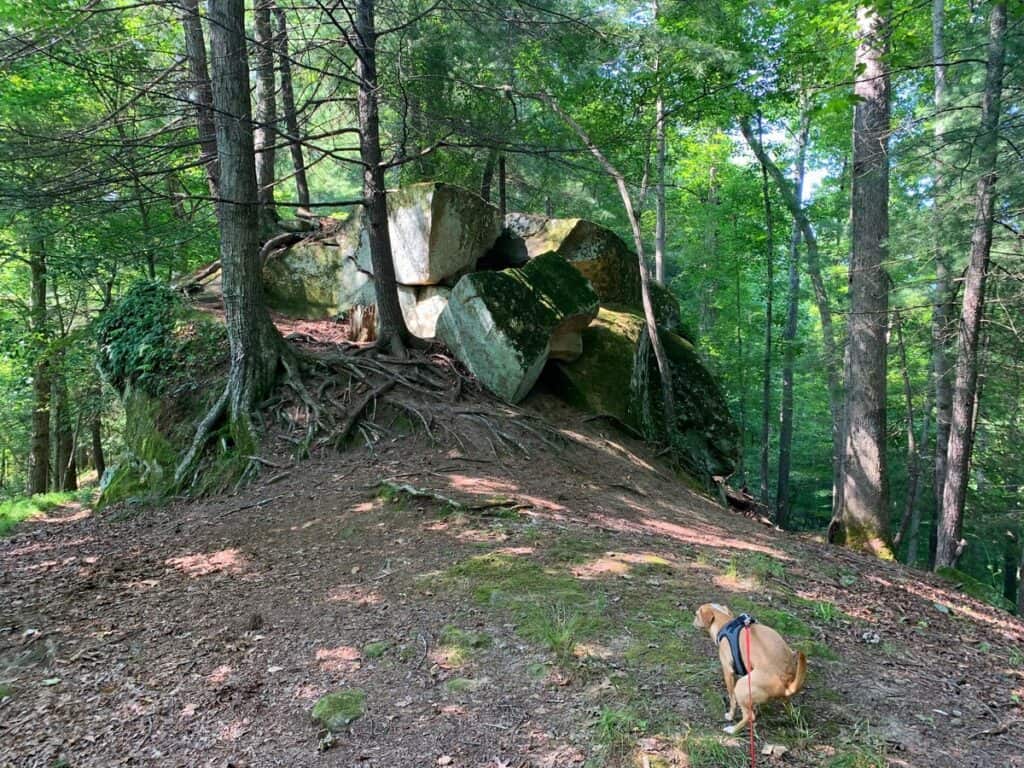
[0,0,1020,610]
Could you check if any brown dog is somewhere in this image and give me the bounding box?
[693,603,807,734]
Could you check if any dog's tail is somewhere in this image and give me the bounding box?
[785,651,807,697]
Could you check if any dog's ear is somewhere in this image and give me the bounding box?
[695,604,714,628]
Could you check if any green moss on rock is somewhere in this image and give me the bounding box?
[547,308,739,476]
[311,689,366,732]
[96,284,229,507]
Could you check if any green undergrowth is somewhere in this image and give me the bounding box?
[724,552,786,583]
[683,732,748,768]
[442,551,608,664]
[0,490,92,537]
[438,625,492,667]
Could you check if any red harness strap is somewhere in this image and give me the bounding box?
[745,625,756,768]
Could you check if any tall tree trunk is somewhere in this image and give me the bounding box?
[498,154,507,217]
[892,309,923,553]
[740,118,843,524]
[757,115,775,506]
[179,0,220,198]
[935,0,1007,570]
[355,0,409,354]
[699,167,719,337]
[904,392,930,566]
[735,256,746,483]
[207,0,283,445]
[837,3,892,555]
[28,238,50,496]
[272,2,310,212]
[52,357,77,492]
[481,149,497,202]
[776,109,810,528]
[254,0,278,232]
[654,91,667,285]
[931,0,955,545]
[1003,531,1018,607]
[91,410,105,480]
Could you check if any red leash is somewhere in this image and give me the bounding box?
[745,623,756,768]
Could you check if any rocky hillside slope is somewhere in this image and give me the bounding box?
[2,369,1022,768]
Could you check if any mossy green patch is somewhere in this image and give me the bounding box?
[311,689,365,732]
[796,639,839,661]
[362,641,389,659]
[543,536,607,564]
[444,677,480,694]
[0,683,14,699]
[683,732,747,768]
[936,566,1017,612]
[438,625,491,667]
[726,552,786,582]
[826,747,887,768]
[443,552,607,663]
[593,705,649,751]
[621,596,702,677]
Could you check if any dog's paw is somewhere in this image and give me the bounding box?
[723,712,734,722]
[723,725,737,735]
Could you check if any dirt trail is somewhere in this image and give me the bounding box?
[2,392,1022,768]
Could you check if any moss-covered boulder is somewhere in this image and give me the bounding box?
[547,308,738,476]
[504,213,641,306]
[437,254,599,402]
[521,252,600,361]
[263,215,372,318]
[311,689,366,733]
[388,182,501,285]
[96,283,228,506]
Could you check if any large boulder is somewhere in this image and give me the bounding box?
[521,252,600,361]
[547,308,739,476]
[437,253,599,403]
[263,215,372,318]
[503,214,641,306]
[388,182,502,285]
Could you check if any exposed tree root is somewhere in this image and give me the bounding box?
[173,384,229,489]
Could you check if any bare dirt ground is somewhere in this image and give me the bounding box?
[2,351,1023,768]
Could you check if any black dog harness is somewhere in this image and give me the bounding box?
[716,613,757,677]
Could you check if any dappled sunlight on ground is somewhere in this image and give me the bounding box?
[31,502,92,525]
[6,536,95,559]
[165,548,247,577]
[867,575,1024,642]
[571,550,676,580]
[206,664,233,685]
[557,428,659,473]
[712,573,761,592]
[495,545,535,556]
[316,645,362,672]
[325,583,383,605]
[351,500,380,513]
[218,718,250,741]
[455,527,508,543]
[445,473,519,494]
[580,511,789,559]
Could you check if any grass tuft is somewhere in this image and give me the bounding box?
[0,490,92,537]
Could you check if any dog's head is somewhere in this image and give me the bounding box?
[692,602,731,629]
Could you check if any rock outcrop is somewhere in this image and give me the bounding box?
[387,182,502,285]
[263,215,372,318]
[259,181,736,476]
[263,183,501,339]
[436,253,599,403]
[503,213,641,306]
[547,308,739,475]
